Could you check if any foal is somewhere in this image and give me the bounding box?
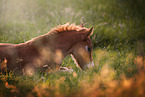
[0,23,94,74]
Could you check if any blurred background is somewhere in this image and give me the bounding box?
[0,0,144,46]
[0,0,145,96]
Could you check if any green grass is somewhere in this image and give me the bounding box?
[0,0,145,96]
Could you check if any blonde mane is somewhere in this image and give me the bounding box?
[26,23,84,43]
[52,23,83,33]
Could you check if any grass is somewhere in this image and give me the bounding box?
[0,0,145,97]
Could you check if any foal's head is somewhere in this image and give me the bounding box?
[71,26,94,70]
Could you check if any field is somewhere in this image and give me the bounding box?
[0,0,145,97]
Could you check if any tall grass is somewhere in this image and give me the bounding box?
[0,0,145,96]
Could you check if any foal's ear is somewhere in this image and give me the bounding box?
[87,27,94,36]
[81,27,94,40]
[80,23,85,27]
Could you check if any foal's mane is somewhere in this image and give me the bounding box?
[52,23,83,33]
[26,23,84,43]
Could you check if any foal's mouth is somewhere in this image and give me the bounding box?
[82,61,94,70]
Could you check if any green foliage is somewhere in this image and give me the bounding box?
[0,0,145,96]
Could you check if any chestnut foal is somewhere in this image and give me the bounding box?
[0,23,94,74]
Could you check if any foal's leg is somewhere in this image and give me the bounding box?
[59,66,73,72]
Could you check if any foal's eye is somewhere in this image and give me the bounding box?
[86,46,92,52]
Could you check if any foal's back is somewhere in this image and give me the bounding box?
[0,43,15,49]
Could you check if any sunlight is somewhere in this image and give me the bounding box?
[24,66,35,76]
[55,49,63,64]
[100,64,116,82]
[0,0,145,96]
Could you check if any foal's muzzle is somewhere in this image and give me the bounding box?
[83,61,94,70]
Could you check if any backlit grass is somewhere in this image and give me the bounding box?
[0,0,145,96]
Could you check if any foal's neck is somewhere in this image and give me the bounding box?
[26,30,81,59]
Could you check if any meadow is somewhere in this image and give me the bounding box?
[0,0,145,97]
